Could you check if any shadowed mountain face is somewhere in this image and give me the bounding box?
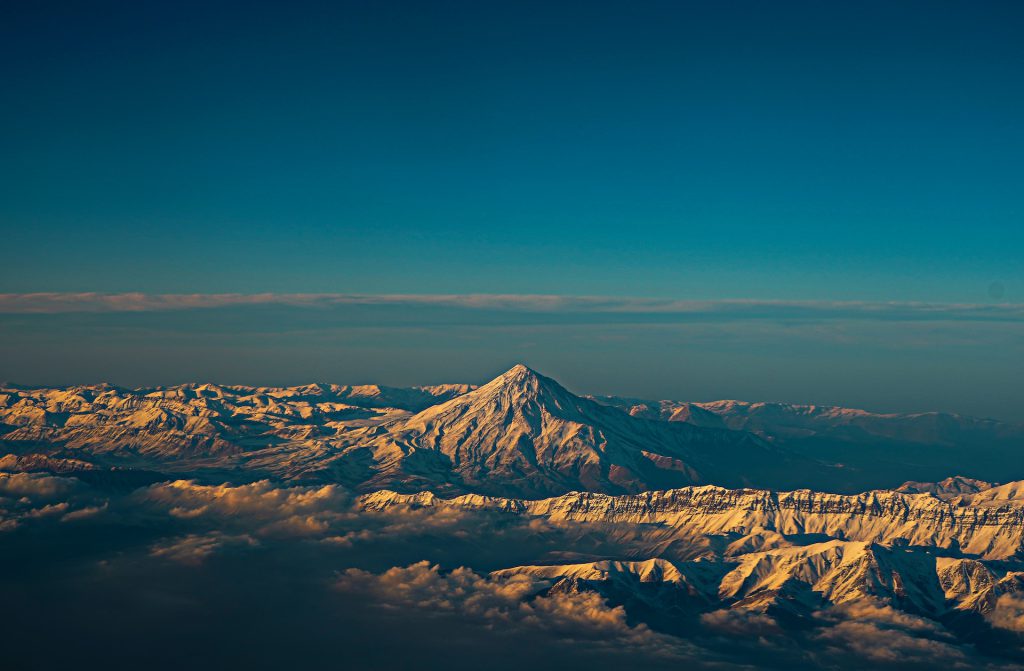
[2,364,1023,497]
[593,396,1024,491]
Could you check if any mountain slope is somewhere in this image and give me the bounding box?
[360,478,1024,560]
[361,479,1024,636]
[0,380,473,468]
[592,396,1024,489]
[5,366,1020,497]
[345,365,827,497]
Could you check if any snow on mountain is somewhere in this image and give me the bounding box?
[1,365,818,496]
[0,379,473,469]
[362,479,1024,629]
[593,395,1024,448]
[4,370,1023,666]
[592,396,1024,489]
[492,557,689,584]
[360,480,1024,560]
[490,557,720,608]
[352,364,811,496]
[3,365,1022,496]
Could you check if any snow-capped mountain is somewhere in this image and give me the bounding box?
[2,365,1022,496]
[0,365,816,496]
[4,367,1024,665]
[0,379,471,468]
[361,478,1024,626]
[360,479,1024,560]
[346,364,815,496]
[592,396,1024,489]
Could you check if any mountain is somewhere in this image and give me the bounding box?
[5,367,1024,668]
[276,382,476,412]
[361,478,1024,561]
[492,541,963,617]
[0,380,472,466]
[592,396,1024,489]
[362,478,1024,629]
[1,365,822,496]
[896,475,995,500]
[348,364,821,496]
[3,365,1022,497]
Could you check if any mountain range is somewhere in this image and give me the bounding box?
[3,364,1024,666]
[2,364,1022,495]
[362,478,1024,630]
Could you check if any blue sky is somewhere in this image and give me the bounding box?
[1,1,1021,416]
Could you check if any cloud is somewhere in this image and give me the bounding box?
[1,474,1021,669]
[336,561,543,613]
[813,601,970,667]
[0,471,81,499]
[131,479,351,537]
[990,594,1024,633]
[0,474,575,558]
[0,472,98,531]
[1,292,1022,323]
[61,503,108,522]
[336,561,688,657]
[319,505,481,547]
[130,479,556,550]
[149,532,259,565]
[700,608,781,636]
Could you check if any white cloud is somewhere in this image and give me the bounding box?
[336,561,688,657]
[0,472,81,499]
[0,472,98,531]
[1,292,1021,323]
[814,600,969,666]
[149,532,259,565]
[700,608,781,636]
[989,594,1024,633]
[132,479,350,537]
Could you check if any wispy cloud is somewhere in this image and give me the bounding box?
[0,292,1021,322]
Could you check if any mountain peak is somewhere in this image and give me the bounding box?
[477,364,540,389]
[478,364,570,403]
[502,363,539,380]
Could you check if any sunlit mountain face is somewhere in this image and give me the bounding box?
[3,365,1024,670]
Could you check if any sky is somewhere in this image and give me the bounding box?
[1,1,1022,418]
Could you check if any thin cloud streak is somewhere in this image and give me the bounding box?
[0,292,1022,322]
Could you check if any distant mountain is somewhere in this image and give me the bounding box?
[896,475,995,500]
[0,380,472,464]
[592,396,1024,490]
[268,382,477,412]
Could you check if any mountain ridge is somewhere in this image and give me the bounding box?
[3,364,1023,496]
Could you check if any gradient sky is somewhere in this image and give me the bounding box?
[1,1,1022,417]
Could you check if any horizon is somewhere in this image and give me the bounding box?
[1,290,1021,421]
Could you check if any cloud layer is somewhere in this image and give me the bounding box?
[2,472,1023,670]
[336,561,689,658]
[2,292,1022,322]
